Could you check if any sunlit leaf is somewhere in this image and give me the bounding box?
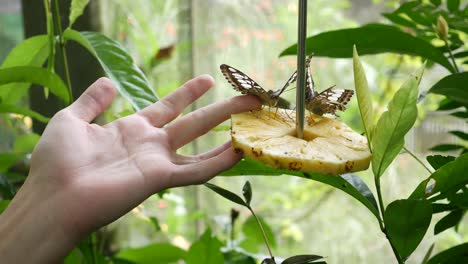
[353,46,374,146]
[13,133,40,154]
[429,73,468,105]
[384,199,432,260]
[434,210,464,235]
[279,24,455,72]
[0,103,50,123]
[0,200,10,214]
[372,65,424,178]
[204,183,248,208]
[116,243,186,263]
[222,158,380,221]
[0,35,49,103]
[69,0,90,28]
[426,242,468,264]
[241,215,276,253]
[0,66,70,104]
[63,29,158,110]
[186,229,223,264]
[410,153,468,200]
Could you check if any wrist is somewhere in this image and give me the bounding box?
[0,179,79,263]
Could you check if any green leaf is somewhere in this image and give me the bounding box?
[0,200,10,214]
[0,153,18,173]
[449,130,468,140]
[0,171,16,199]
[222,158,380,220]
[426,242,468,264]
[426,155,456,170]
[116,243,186,264]
[69,0,90,28]
[240,215,276,252]
[0,66,70,104]
[279,24,455,73]
[429,144,465,152]
[410,153,468,200]
[372,65,424,178]
[63,29,158,110]
[242,181,252,206]
[13,133,40,154]
[382,13,418,28]
[384,199,432,260]
[281,254,324,264]
[0,35,49,103]
[430,0,441,6]
[204,183,248,208]
[434,210,464,235]
[421,243,435,264]
[186,229,224,264]
[0,103,50,123]
[353,46,374,146]
[429,73,468,105]
[224,250,256,264]
[437,98,464,111]
[447,0,460,12]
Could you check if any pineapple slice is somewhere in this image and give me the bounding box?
[231,108,371,175]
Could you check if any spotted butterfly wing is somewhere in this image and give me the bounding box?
[220,64,296,107]
[303,57,354,116]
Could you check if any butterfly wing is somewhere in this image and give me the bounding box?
[220,64,277,106]
[307,86,354,116]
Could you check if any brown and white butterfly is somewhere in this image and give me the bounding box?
[220,64,297,108]
[304,57,354,116]
[220,56,353,116]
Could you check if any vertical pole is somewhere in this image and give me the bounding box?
[296,0,307,139]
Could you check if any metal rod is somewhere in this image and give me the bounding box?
[296,0,307,139]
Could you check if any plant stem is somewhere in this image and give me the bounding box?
[374,177,404,264]
[249,207,275,261]
[403,146,433,174]
[444,39,459,73]
[52,0,73,103]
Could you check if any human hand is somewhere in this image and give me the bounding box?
[0,75,260,263]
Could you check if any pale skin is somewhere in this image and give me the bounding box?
[0,75,261,263]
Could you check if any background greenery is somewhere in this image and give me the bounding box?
[0,0,466,263]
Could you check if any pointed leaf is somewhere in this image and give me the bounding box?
[0,103,50,123]
[0,66,70,104]
[426,242,468,264]
[353,46,374,146]
[449,130,468,140]
[0,35,49,103]
[429,144,465,152]
[63,29,158,110]
[372,65,424,178]
[281,254,324,264]
[242,181,252,206]
[429,73,468,105]
[384,199,432,260]
[222,158,380,220]
[426,155,455,170]
[69,0,90,28]
[116,243,186,263]
[204,183,248,208]
[434,210,464,235]
[0,200,10,214]
[421,243,435,264]
[279,24,455,72]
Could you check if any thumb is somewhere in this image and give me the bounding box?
[67,77,116,122]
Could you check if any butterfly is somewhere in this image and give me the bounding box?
[303,57,354,116]
[220,64,297,108]
[220,56,353,116]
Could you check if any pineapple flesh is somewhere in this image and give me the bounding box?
[231,108,371,175]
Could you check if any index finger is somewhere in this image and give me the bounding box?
[137,74,214,127]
